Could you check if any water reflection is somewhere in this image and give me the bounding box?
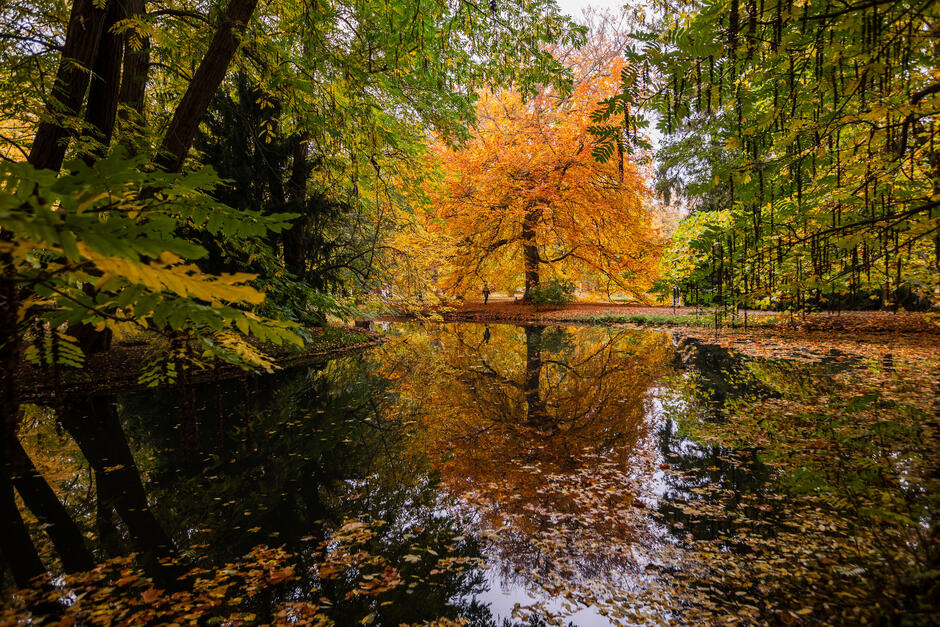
[3,323,931,625]
[367,324,683,623]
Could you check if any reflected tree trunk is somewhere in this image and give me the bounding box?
[96,477,124,557]
[523,326,548,424]
[7,437,95,572]
[60,395,178,569]
[0,472,45,586]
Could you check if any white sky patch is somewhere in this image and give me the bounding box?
[554,0,627,21]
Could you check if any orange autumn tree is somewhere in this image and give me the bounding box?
[431,57,662,301]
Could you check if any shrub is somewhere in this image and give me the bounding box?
[529,278,576,306]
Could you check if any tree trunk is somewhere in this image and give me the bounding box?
[1,251,19,459]
[82,0,125,155]
[283,138,309,277]
[28,0,110,172]
[117,0,149,140]
[155,0,260,173]
[521,205,541,300]
[0,253,27,585]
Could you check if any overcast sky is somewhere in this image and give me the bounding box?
[554,0,627,21]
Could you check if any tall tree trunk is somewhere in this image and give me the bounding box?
[283,138,309,277]
[0,251,36,586]
[155,0,260,173]
[71,0,126,357]
[1,250,19,459]
[521,205,541,300]
[28,0,110,172]
[82,0,125,155]
[117,0,149,143]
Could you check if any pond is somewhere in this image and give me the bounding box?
[4,323,937,625]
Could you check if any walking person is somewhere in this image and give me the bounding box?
[482,282,490,304]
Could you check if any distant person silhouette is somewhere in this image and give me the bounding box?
[483,325,491,343]
[482,283,490,304]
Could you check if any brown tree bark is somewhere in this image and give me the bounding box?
[28,0,110,172]
[521,205,542,299]
[155,0,260,173]
[72,0,126,356]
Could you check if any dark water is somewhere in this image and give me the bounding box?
[5,323,936,625]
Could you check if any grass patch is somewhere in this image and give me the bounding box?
[575,311,780,328]
[577,312,713,326]
[309,325,372,350]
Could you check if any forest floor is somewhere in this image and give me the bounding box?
[17,325,383,402]
[387,297,939,335]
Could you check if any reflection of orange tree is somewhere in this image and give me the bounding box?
[370,323,674,617]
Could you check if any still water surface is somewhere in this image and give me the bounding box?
[9,322,935,625]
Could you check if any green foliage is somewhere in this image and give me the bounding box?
[0,151,304,380]
[604,0,939,312]
[528,277,576,306]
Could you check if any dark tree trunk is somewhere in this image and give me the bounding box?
[74,0,137,356]
[28,0,110,172]
[521,206,542,300]
[0,252,28,585]
[8,437,95,572]
[1,250,19,458]
[283,138,309,277]
[117,0,149,136]
[155,0,260,173]
[82,0,125,155]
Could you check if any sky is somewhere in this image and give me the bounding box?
[554,0,627,20]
